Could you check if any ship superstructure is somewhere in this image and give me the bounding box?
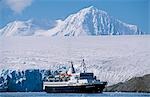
[43,59,107,93]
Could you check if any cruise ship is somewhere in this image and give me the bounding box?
[43,59,107,93]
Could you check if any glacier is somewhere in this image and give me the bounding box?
[0,69,45,92]
[0,6,143,36]
[0,36,150,87]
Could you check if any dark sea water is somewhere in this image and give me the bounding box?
[0,92,150,97]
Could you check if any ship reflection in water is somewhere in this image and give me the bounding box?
[43,59,107,93]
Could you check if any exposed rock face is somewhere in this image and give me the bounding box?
[104,74,150,93]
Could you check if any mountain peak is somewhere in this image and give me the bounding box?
[85,6,97,10]
[52,6,142,36]
[0,20,36,36]
[79,6,108,16]
[0,6,142,36]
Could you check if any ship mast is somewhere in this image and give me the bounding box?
[81,59,86,73]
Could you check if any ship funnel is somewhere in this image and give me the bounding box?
[67,61,75,75]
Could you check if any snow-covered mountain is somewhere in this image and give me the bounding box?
[44,6,142,36]
[0,20,36,36]
[0,6,143,36]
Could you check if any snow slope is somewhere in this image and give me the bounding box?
[44,6,142,36]
[0,20,36,36]
[0,19,55,37]
[0,36,150,85]
[0,6,143,36]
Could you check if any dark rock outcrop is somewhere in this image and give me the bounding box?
[104,74,150,93]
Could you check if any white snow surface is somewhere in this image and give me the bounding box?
[47,6,141,36]
[0,36,150,85]
[0,20,36,36]
[0,6,142,36]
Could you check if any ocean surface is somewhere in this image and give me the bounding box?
[0,92,150,97]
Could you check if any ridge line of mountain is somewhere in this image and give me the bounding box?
[0,6,143,37]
